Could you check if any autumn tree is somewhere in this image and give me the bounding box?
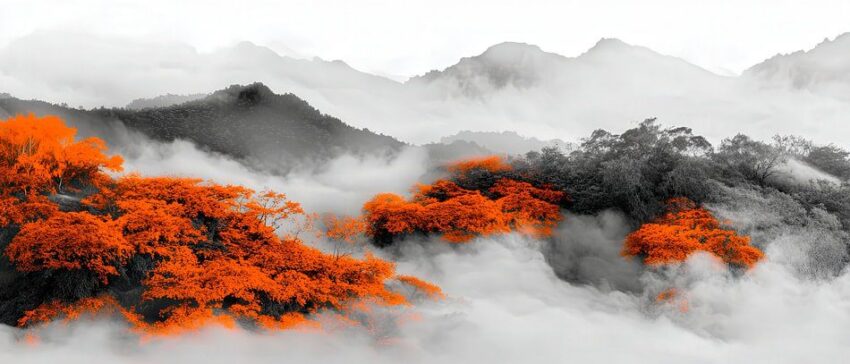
[363,160,566,245]
[6,212,133,283]
[0,114,122,228]
[622,197,763,268]
[323,214,367,258]
[0,114,122,196]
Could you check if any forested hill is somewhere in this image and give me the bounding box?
[0,83,405,171]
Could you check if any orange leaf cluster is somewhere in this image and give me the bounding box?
[655,288,689,313]
[6,212,133,283]
[446,155,512,174]
[622,197,764,268]
[0,115,429,334]
[363,178,564,243]
[0,114,122,225]
[323,214,367,244]
[397,275,445,301]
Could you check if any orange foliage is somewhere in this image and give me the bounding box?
[655,288,678,302]
[323,214,367,244]
[0,114,121,225]
[397,275,445,301]
[363,178,564,243]
[18,296,135,327]
[0,115,431,334]
[100,176,406,332]
[242,189,303,230]
[6,212,133,283]
[655,288,689,313]
[622,198,764,268]
[446,155,512,174]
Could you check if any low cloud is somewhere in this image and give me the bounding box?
[4,229,850,363]
[120,137,430,215]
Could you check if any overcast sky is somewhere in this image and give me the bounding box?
[2,0,848,78]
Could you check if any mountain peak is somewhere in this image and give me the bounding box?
[589,37,630,50]
[210,83,276,105]
[407,41,566,91]
[744,32,850,98]
[581,37,641,57]
[480,42,545,59]
[814,32,850,48]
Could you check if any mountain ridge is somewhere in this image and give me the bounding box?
[0,83,405,172]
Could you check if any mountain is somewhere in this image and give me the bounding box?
[408,39,722,96]
[403,37,850,146]
[3,32,850,146]
[0,83,404,172]
[0,32,402,111]
[408,42,570,95]
[126,93,208,110]
[0,95,9,118]
[441,130,572,155]
[110,83,404,170]
[744,33,850,101]
[423,140,495,165]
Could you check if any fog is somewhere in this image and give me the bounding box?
[3,226,850,363]
[119,136,430,215]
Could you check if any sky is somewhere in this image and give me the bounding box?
[1,0,849,78]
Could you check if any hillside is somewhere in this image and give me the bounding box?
[126,93,208,110]
[0,83,404,171]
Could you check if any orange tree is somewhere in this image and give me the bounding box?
[0,114,438,333]
[363,156,568,245]
[622,197,763,268]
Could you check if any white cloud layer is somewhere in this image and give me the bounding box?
[3,233,850,364]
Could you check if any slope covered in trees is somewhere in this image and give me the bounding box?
[0,114,432,333]
[363,157,568,246]
[0,83,404,172]
[361,120,850,279]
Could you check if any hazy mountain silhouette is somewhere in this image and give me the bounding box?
[441,130,572,155]
[745,32,850,101]
[3,32,850,145]
[408,42,569,95]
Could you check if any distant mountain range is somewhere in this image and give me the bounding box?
[2,31,850,146]
[441,130,572,155]
[744,33,850,102]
